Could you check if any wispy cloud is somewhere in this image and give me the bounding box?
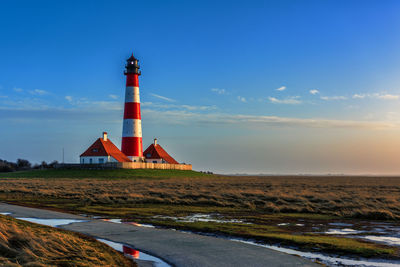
[211,88,227,95]
[150,93,176,102]
[237,96,247,102]
[0,95,7,98]
[141,109,396,130]
[268,96,301,104]
[276,86,286,91]
[320,96,347,101]
[309,89,319,95]
[376,94,399,100]
[65,96,73,102]
[352,94,365,99]
[29,89,48,95]
[1,101,397,130]
[13,87,23,92]
[142,101,216,111]
[109,94,118,99]
[352,93,400,100]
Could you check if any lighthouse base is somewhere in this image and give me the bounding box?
[128,156,145,163]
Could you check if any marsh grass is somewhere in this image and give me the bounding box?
[0,215,134,266]
[1,174,400,258]
[0,169,210,179]
[1,175,400,219]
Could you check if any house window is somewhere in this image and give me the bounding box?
[99,158,104,164]
[146,153,151,158]
[89,158,93,164]
[92,148,98,152]
[153,161,157,163]
[82,158,84,164]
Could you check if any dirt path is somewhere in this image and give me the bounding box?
[0,203,319,267]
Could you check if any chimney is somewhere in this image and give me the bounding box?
[103,132,108,141]
[154,138,157,146]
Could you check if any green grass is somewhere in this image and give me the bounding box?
[0,168,212,179]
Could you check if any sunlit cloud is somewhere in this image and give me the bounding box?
[377,94,399,100]
[211,88,227,95]
[142,109,396,129]
[320,96,347,101]
[109,94,118,99]
[352,94,366,99]
[352,93,400,100]
[268,96,301,104]
[309,89,319,95]
[150,93,176,102]
[276,86,286,91]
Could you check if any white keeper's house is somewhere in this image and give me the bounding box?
[80,132,131,164]
[80,132,179,165]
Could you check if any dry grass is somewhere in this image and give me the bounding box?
[0,215,134,266]
[1,174,400,258]
[0,175,400,219]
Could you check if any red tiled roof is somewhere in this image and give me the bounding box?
[80,138,131,162]
[143,144,179,164]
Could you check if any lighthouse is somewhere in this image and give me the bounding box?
[121,54,144,162]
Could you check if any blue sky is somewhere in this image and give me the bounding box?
[1,0,400,174]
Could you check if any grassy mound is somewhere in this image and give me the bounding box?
[0,215,134,266]
[0,168,211,179]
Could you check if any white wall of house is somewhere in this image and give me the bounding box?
[80,156,118,164]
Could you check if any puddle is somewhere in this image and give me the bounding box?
[101,218,155,228]
[230,238,400,267]
[153,213,249,224]
[0,212,12,215]
[325,228,364,235]
[97,238,171,267]
[329,222,353,227]
[277,223,289,226]
[16,217,88,227]
[362,236,400,246]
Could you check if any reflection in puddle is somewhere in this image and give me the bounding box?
[153,213,250,224]
[329,222,353,227]
[16,217,88,227]
[97,238,170,267]
[325,228,364,235]
[231,238,400,267]
[277,223,289,226]
[362,236,400,246]
[101,218,155,228]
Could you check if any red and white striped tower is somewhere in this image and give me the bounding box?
[121,53,144,162]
